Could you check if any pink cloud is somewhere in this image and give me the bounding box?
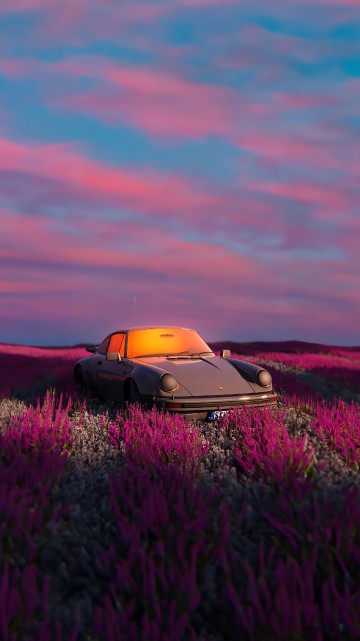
[1,133,357,290]
[0,207,329,315]
[0,280,80,294]
[309,0,360,4]
[1,208,278,338]
[234,124,360,176]
[1,0,359,57]
[249,179,357,215]
[0,208,257,281]
[217,24,348,75]
[54,61,238,140]
[57,60,352,182]
[0,133,358,278]
[0,0,47,12]
[246,177,360,260]
[1,0,359,15]
[274,92,338,109]
[41,57,357,178]
[0,59,30,77]
[0,135,294,246]
[178,0,239,5]
[2,205,358,344]
[0,137,217,214]
[0,1,170,47]
[1,208,357,303]
[2,55,358,181]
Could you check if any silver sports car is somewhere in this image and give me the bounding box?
[74,326,277,419]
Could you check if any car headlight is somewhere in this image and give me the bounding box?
[160,373,178,392]
[257,369,272,387]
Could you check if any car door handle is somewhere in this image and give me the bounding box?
[97,360,102,365]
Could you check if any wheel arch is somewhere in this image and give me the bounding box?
[74,363,97,396]
[227,358,273,391]
[124,367,161,401]
[123,377,134,402]
[74,363,84,382]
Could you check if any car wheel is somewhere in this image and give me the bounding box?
[75,368,89,398]
[128,380,141,405]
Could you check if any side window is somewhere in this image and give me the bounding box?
[107,333,125,357]
[98,336,110,355]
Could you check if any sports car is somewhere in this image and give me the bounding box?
[74,326,277,419]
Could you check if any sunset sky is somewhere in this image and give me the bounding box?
[1,0,359,346]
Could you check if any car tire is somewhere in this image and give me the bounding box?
[75,368,89,398]
[128,380,141,405]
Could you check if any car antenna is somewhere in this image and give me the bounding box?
[133,296,136,324]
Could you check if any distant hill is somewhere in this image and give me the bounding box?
[1,340,359,356]
[209,340,360,356]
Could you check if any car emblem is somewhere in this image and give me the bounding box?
[219,386,223,390]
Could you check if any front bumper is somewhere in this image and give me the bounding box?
[149,390,277,417]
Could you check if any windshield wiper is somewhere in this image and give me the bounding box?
[135,353,168,358]
[166,351,213,360]
[188,351,213,357]
[136,351,214,359]
[166,351,191,358]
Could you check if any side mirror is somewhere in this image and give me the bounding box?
[86,345,97,353]
[106,352,122,362]
[221,349,231,358]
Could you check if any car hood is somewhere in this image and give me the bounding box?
[137,355,254,396]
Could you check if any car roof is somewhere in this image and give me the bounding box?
[109,326,195,334]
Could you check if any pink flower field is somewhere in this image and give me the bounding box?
[0,341,360,640]
[0,344,88,401]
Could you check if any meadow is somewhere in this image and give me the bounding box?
[0,341,360,640]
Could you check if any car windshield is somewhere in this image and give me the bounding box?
[126,327,213,359]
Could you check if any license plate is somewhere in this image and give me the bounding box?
[208,410,228,421]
